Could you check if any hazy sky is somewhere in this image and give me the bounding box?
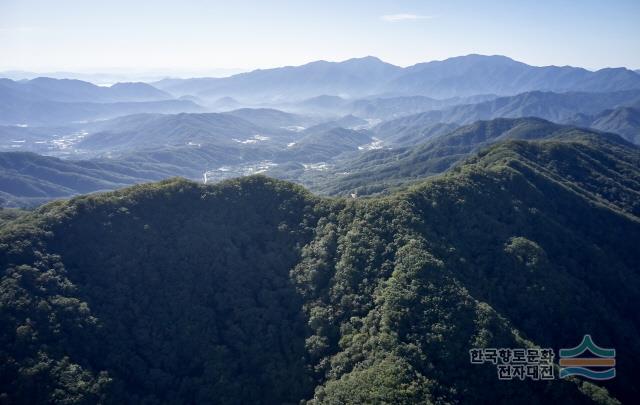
[1,0,639,73]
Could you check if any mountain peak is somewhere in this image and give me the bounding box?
[420,54,523,67]
[110,82,154,88]
[341,55,387,64]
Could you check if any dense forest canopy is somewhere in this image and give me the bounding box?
[1,132,639,404]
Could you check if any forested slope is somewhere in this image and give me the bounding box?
[1,132,638,404]
[0,152,170,207]
[315,118,636,197]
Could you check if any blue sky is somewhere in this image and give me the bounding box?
[1,0,639,73]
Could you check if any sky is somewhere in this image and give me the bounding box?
[1,0,639,75]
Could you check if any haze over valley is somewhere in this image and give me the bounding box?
[2,54,640,207]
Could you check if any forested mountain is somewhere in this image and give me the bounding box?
[372,90,640,140]
[3,0,639,400]
[0,152,167,207]
[569,106,640,144]
[1,130,638,403]
[153,55,640,102]
[77,112,289,153]
[314,118,629,196]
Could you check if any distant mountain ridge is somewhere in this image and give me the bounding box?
[0,77,202,125]
[0,77,172,103]
[152,55,640,102]
[569,106,640,144]
[0,98,203,126]
[155,56,402,102]
[372,90,640,144]
[388,54,640,98]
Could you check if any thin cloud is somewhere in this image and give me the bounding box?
[381,14,432,23]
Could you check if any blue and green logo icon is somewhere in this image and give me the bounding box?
[559,335,615,380]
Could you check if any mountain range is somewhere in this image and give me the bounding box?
[153,55,640,102]
[3,55,640,128]
[569,106,640,144]
[0,78,203,126]
[370,90,640,144]
[4,116,636,208]
[0,77,172,103]
[309,117,635,196]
